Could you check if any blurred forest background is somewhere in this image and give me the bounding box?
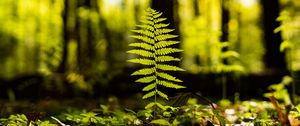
[1,0,300,100]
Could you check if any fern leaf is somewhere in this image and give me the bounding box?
[145,102,167,110]
[145,102,156,109]
[154,23,169,29]
[129,43,154,51]
[145,8,154,16]
[155,48,183,55]
[157,72,182,82]
[156,56,180,62]
[157,90,168,100]
[142,83,156,91]
[132,68,155,75]
[221,51,240,59]
[128,58,155,65]
[280,40,293,52]
[157,64,185,71]
[154,18,167,23]
[127,49,153,57]
[142,91,156,99]
[155,41,179,48]
[131,35,154,44]
[136,24,154,31]
[155,34,178,41]
[158,80,185,89]
[141,16,153,21]
[153,12,163,18]
[131,30,154,38]
[155,102,167,110]
[154,28,174,35]
[140,19,154,25]
[136,76,156,83]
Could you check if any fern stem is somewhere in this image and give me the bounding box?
[153,12,158,119]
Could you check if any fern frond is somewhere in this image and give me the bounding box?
[154,23,169,29]
[157,64,185,71]
[132,68,155,75]
[157,72,182,82]
[155,41,179,48]
[142,91,156,99]
[154,18,167,23]
[128,59,155,65]
[155,48,183,55]
[221,51,240,59]
[145,102,167,110]
[153,12,163,18]
[128,8,185,106]
[142,83,156,91]
[145,102,156,109]
[140,19,154,25]
[127,49,153,57]
[145,9,154,16]
[141,16,153,21]
[156,56,180,62]
[129,43,154,51]
[136,25,154,31]
[135,76,156,83]
[154,28,174,35]
[158,80,185,89]
[131,35,154,44]
[155,34,178,41]
[131,30,154,38]
[155,102,167,110]
[157,90,168,100]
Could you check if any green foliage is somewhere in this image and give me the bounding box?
[1,98,290,125]
[63,109,124,125]
[150,119,171,125]
[127,8,185,104]
[274,9,300,103]
[0,114,27,126]
[0,114,58,126]
[264,76,293,105]
[213,110,226,126]
[215,42,244,73]
[290,104,300,119]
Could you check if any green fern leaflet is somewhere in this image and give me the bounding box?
[127,8,185,103]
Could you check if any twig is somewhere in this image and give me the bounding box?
[269,95,290,126]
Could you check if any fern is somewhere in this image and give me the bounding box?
[127,8,185,106]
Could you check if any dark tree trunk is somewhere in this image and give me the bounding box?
[57,0,71,73]
[221,0,229,42]
[194,0,200,16]
[76,0,97,75]
[221,0,230,65]
[261,0,287,72]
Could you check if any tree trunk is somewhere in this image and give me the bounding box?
[77,0,97,75]
[194,0,200,16]
[221,0,229,43]
[261,0,287,72]
[57,0,71,73]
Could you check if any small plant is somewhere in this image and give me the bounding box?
[274,10,298,103]
[264,75,293,105]
[127,8,185,109]
[215,41,244,99]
